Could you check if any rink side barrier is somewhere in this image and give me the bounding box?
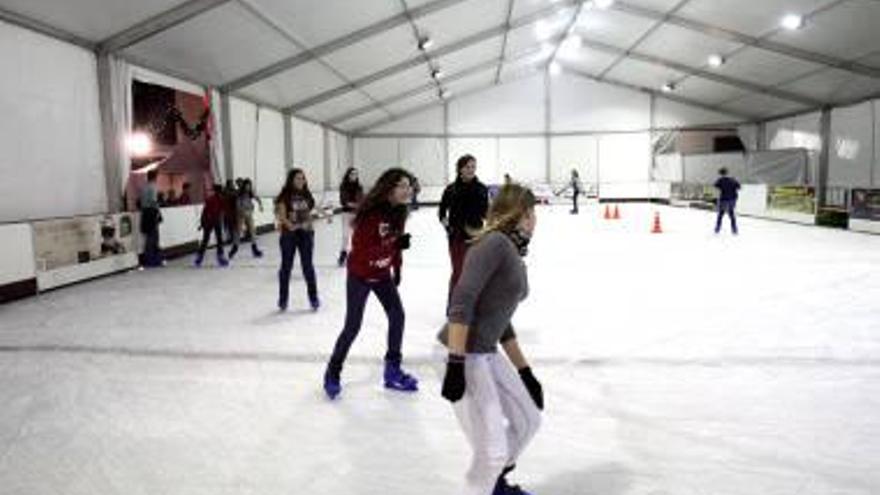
[0,223,38,303]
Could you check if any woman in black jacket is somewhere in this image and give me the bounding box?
[438,154,489,300]
[338,167,364,266]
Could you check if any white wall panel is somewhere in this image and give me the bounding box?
[874,100,880,187]
[448,138,498,183]
[550,136,599,185]
[0,21,105,222]
[598,133,651,184]
[498,137,546,183]
[449,76,545,134]
[326,129,351,189]
[229,97,258,183]
[0,223,36,285]
[354,138,399,187]
[399,138,446,187]
[367,106,445,134]
[653,153,684,182]
[654,99,742,128]
[291,117,325,190]
[829,102,873,187]
[551,74,650,132]
[254,108,285,196]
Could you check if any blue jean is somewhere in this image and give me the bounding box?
[327,274,405,377]
[278,229,318,306]
[715,199,738,234]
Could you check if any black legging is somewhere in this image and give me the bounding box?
[197,223,224,257]
[327,273,405,377]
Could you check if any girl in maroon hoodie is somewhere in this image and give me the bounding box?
[324,168,416,400]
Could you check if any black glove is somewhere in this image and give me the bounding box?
[396,233,411,250]
[441,355,466,403]
[518,367,543,410]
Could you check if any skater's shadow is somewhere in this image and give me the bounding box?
[530,463,635,495]
[251,308,314,326]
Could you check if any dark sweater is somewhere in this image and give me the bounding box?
[438,232,527,353]
[439,178,489,240]
[714,176,741,201]
[339,182,363,213]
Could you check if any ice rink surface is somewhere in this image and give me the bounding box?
[1,203,879,495]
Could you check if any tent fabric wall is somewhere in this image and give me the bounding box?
[654,99,744,128]
[291,117,325,190]
[550,136,599,186]
[875,100,880,187]
[449,76,545,134]
[0,20,106,223]
[354,138,399,187]
[829,102,873,187]
[498,137,546,183]
[598,133,651,184]
[254,108,285,197]
[653,153,684,183]
[765,111,822,184]
[551,75,651,132]
[367,107,445,135]
[208,89,227,184]
[228,97,258,184]
[399,138,446,187]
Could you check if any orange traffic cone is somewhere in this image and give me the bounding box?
[603,204,611,220]
[612,205,621,220]
[651,211,663,234]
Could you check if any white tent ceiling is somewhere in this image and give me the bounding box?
[2,0,879,132]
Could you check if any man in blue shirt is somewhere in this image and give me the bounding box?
[714,168,741,235]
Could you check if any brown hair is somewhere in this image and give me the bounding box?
[470,183,536,242]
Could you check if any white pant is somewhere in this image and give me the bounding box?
[436,347,542,495]
[340,212,355,251]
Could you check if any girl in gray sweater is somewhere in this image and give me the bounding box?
[438,184,543,495]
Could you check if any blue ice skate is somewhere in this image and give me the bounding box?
[193,254,204,267]
[310,297,321,311]
[217,253,229,267]
[324,370,341,400]
[383,363,418,392]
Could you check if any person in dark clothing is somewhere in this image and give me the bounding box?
[410,175,421,210]
[338,167,364,267]
[569,169,582,215]
[275,169,319,311]
[194,184,228,267]
[139,169,164,268]
[324,168,417,400]
[439,154,489,301]
[223,179,240,258]
[178,182,192,205]
[237,178,263,256]
[714,167,741,235]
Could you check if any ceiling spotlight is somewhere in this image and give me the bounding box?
[549,61,562,76]
[534,20,553,41]
[780,14,804,30]
[661,82,676,92]
[439,88,451,99]
[418,36,434,51]
[594,0,615,9]
[708,54,725,67]
[431,68,444,79]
